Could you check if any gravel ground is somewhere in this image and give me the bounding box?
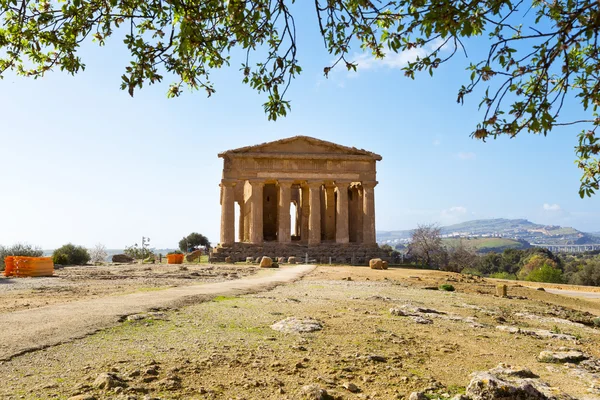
[1,266,599,400]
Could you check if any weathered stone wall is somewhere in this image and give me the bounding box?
[210,243,391,265]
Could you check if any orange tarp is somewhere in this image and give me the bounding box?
[3,256,54,277]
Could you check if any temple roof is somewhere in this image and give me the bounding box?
[218,135,382,160]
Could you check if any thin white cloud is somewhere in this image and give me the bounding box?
[543,203,561,212]
[353,37,447,71]
[442,206,467,216]
[353,47,428,71]
[457,152,476,160]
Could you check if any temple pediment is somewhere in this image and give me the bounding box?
[219,136,382,160]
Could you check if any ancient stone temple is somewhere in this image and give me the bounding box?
[211,136,389,264]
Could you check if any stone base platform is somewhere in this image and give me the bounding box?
[210,242,390,265]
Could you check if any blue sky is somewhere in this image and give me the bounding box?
[1,6,599,249]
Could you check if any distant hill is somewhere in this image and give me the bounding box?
[378,218,600,247]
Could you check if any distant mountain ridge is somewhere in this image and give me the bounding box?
[378,218,600,246]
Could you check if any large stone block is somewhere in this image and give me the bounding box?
[260,256,273,268]
[369,258,383,270]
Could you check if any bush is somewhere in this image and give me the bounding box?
[439,284,455,291]
[489,272,517,280]
[0,243,43,270]
[167,250,183,255]
[124,243,154,260]
[525,263,563,283]
[52,243,91,265]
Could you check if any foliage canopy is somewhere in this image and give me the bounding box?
[1,0,600,194]
[179,232,210,252]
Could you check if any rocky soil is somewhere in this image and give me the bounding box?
[1,266,600,399]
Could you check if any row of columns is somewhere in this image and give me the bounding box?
[220,179,377,246]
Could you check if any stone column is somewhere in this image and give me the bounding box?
[249,180,264,244]
[308,182,322,245]
[278,180,293,243]
[324,183,336,241]
[362,181,377,246]
[335,181,350,244]
[219,179,236,246]
[238,201,245,242]
[300,185,310,243]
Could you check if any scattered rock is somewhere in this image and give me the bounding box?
[112,254,134,263]
[271,317,323,333]
[225,256,233,263]
[260,256,273,268]
[496,325,577,341]
[367,355,387,363]
[342,382,360,393]
[288,256,298,264]
[464,363,575,399]
[408,392,428,400]
[255,257,261,263]
[537,287,546,291]
[68,396,96,400]
[390,308,410,317]
[278,257,286,264]
[186,250,203,262]
[246,257,254,263]
[93,373,126,390]
[369,258,383,270]
[412,316,433,324]
[381,261,389,270]
[156,376,182,391]
[301,384,334,400]
[538,350,588,364]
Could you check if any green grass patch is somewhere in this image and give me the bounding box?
[439,284,455,292]
[212,295,237,302]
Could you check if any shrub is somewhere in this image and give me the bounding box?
[439,284,455,292]
[593,317,600,327]
[0,243,43,270]
[167,250,183,255]
[525,263,563,283]
[52,243,90,265]
[124,243,154,260]
[489,272,517,280]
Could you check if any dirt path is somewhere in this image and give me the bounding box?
[544,288,600,300]
[0,264,314,362]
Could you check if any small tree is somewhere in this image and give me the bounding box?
[407,224,447,268]
[0,243,43,270]
[179,232,210,253]
[89,243,108,264]
[445,240,478,273]
[52,244,91,266]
